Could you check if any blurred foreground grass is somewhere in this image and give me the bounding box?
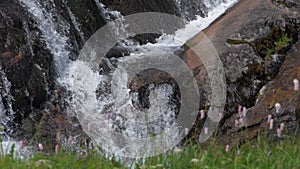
[0,135,299,169]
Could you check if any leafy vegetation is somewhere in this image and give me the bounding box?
[274,34,292,53]
[265,33,292,58]
[1,135,300,169]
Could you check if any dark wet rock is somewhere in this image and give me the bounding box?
[176,0,207,20]
[0,1,54,132]
[100,0,183,45]
[106,46,134,58]
[101,0,181,17]
[29,0,107,60]
[129,69,181,110]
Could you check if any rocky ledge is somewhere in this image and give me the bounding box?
[183,0,300,145]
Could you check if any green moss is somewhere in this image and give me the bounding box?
[272,0,293,8]
[226,39,248,45]
[274,34,292,53]
[256,32,292,59]
[265,49,274,59]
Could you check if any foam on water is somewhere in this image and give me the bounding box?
[60,0,239,158]
[18,0,71,77]
[148,0,239,47]
[2,0,239,160]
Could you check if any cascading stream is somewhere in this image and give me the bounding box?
[61,0,238,158]
[1,0,238,159]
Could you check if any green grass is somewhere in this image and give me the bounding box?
[1,135,300,169]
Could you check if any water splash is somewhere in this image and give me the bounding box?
[0,66,15,137]
[7,0,239,161]
[155,0,239,46]
[66,6,85,42]
[18,0,71,77]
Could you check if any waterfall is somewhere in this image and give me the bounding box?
[18,0,72,77]
[66,6,86,42]
[0,66,15,137]
[0,66,26,158]
[2,0,239,159]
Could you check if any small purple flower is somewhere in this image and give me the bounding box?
[280,123,284,130]
[242,107,247,117]
[275,103,281,114]
[269,119,274,129]
[219,113,223,120]
[238,105,242,115]
[38,143,43,150]
[267,115,272,123]
[200,110,205,120]
[294,79,299,91]
[184,128,189,135]
[19,140,24,149]
[225,145,230,152]
[235,119,239,127]
[55,144,59,154]
[204,127,208,135]
[277,128,282,138]
[239,118,244,126]
[84,148,89,157]
[68,136,73,145]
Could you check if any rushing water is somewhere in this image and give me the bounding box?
[61,0,238,158]
[1,0,238,159]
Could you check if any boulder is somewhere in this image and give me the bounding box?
[183,0,300,144]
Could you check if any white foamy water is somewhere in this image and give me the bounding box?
[61,0,239,158]
[0,141,31,159]
[1,0,239,160]
[18,0,71,77]
[0,66,15,136]
[148,0,239,47]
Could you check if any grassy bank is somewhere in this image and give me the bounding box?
[1,136,300,169]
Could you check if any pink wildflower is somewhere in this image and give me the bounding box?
[219,113,223,120]
[294,79,299,91]
[225,145,230,152]
[235,119,239,127]
[68,136,72,145]
[280,123,284,130]
[200,110,205,120]
[242,107,247,117]
[238,105,242,115]
[269,119,274,129]
[184,128,189,135]
[277,128,282,138]
[267,115,272,123]
[204,127,208,135]
[38,143,43,150]
[55,144,59,154]
[275,103,281,114]
[19,140,24,149]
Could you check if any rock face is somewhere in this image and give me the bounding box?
[0,1,54,133]
[101,0,181,17]
[222,41,300,145]
[184,0,300,145]
[0,0,107,147]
